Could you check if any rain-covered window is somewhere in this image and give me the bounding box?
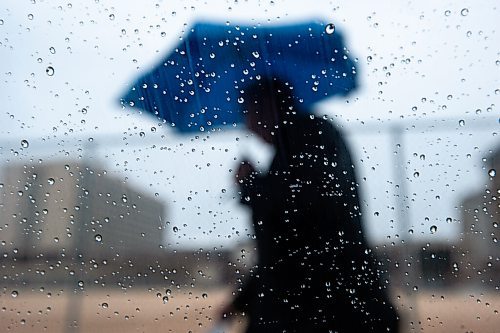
[1,1,498,332]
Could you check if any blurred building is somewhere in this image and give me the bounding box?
[0,160,165,260]
[457,146,499,287]
[0,160,172,286]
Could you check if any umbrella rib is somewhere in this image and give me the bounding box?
[184,39,204,129]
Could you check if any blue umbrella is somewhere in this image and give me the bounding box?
[121,20,358,132]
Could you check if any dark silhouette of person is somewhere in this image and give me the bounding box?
[223,78,399,332]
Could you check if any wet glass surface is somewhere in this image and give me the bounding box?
[1,1,498,332]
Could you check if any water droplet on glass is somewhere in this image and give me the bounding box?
[488,169,496,177]
[139,132,145,137]
[11,290,18,298]
[202,293,208,299]
[47,178,55,185]
[28,14,34,20]
[49,47,56,54]
[413,171,420,178]
[21,140,29,148]
[102,302,108,308]
[173,226,178,232]
[325,23,335,35]
[95,234,102,242]
[408,229,414,234]
[444,10,451,16]
[162,296,169,304]
[78,280,84,287]
[46,66,54,76]
[458,119,465,126]
[109,14,115,20]
[460,8,469,16]
[430,225,437,234]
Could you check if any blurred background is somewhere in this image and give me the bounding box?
[0,0,498,332]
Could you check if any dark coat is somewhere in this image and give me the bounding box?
[233,113,399,332]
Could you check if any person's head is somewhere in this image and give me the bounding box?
[242,78,296,145]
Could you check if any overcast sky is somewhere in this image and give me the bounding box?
[1,0,498,249]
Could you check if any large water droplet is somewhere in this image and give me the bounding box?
[325,23,335,35]
[46,66,55,76]
[47,178,55,185]
[460,8,469,16]
[11,290,18,298]
[21,140,29,148]
[95,234,102,242]
[430,225,437,234]
[488,169,496,177]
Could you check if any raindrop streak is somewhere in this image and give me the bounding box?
[46,66,55,76]
[21,140,29,148]
[325,23,335,35]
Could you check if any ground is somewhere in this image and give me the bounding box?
[1,287,498,332]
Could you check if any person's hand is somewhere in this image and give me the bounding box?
[235,160,256,186]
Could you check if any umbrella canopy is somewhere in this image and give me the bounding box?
[121,20,358,132]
